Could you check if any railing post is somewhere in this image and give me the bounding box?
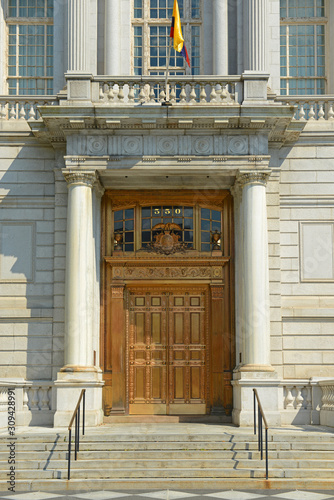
[74,413,78,460]
[253,390,256,434]
[83,389,85,436]
[68,428,72,480]
[265,427,268,480]
[77,404,80,453]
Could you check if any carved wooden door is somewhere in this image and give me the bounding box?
[128,286,209,415]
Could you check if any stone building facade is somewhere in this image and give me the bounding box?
[0,0,334,428]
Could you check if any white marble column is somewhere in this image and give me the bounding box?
[244,0,267,72]
[67,0,89,73]
[238,171,272,370]
[213,0,228,74]
[105,0,121,75]
[232,171,281,427]
[62,170,97,368]
[54,170,104,428]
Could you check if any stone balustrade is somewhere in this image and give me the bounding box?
[94,76,242,105]
[283,382,312,410]
[277,95,334,121]
[319,380,334,427]
[0,96,56,121]
[0,381,53,427]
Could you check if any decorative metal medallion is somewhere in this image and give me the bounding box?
[146,223,188,255]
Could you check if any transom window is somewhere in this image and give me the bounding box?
[112,203,222,253]
[280,0,326,95]
[6,0,53,95]
[132,0,201,76]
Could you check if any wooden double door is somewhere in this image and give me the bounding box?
[128,286,210,415]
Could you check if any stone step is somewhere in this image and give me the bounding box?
[9,458,333,470]
[2,477,334,492]
[2,466,334,481]
[1,448,334,463]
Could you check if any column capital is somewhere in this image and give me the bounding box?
[93,177,105,199]
[236,170,271,188]
[62,169,97,188]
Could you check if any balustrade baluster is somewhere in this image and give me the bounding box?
[200,84,206,103]
[295,386,303,409]
[230,83,236,103]
[0,103,6,120]
[299,102,306,121]
[318,102,325,120]
[189,84,197,104]
[99,84,105,100]
[328,101,334,120]
[128,83,135,103]
[30,387,39,410]
[306,386,312,411]
[117,83,125,103]
[29,103,36,120]
[220,84,228,102]
[179,83,187,103]
[284,385,294,409]
[139,83,146,104]
[308,102,315,120]
[170,83,176,103]
[23,388,29,410]
[9,102,16,120]
[210,83,217,103]
[40,387,50,410]
[19,102,26,120]
[108,84,115,102]
[159,88,166,103]
[149,84,155,104]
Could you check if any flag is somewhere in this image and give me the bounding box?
[170,0,190,67]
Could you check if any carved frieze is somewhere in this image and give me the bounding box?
[69,133,269,157]
[87,136,107,155]
[112,265,222,280]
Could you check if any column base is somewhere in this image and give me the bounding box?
[232,369,283,427]
[53,368,104,427]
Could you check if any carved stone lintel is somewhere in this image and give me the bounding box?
[236,170,271,188]
[111,285,125,299]
[62,169,97,188]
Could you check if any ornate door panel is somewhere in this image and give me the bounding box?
[127,286,209,415]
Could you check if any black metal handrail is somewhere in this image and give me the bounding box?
[67,389,86,480]
[253,388,269,480]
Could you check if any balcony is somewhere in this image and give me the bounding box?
[0,77,333,124]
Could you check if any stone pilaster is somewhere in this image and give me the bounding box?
[67,0,89,73]
[242,0,269,102]
[105,0,121,75]
[244,0,267,72]
[213,0,228,75]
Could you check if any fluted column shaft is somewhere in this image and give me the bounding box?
[213,0,228,74]
[68,0,89,72]
[63,170,97,367]
[244,0,267,72]
[105,0,121,75]
[238,171,272,370]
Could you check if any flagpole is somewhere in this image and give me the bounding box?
[165,38,172,102]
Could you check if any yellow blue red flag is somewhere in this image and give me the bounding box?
[170,0,190,67]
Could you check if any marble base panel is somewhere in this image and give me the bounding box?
[53,369,104,427]
[232,370,282,427]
